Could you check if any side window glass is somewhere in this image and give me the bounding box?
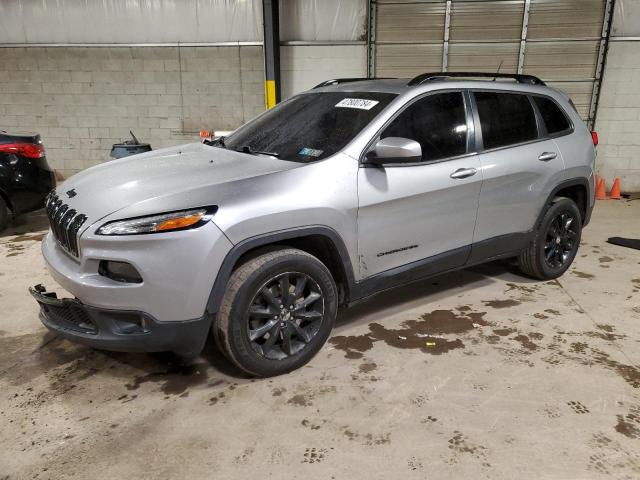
[381,92,468,162]
[475,92,538,149]
[533,96,571,135]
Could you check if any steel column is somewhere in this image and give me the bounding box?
[367,0,377,78]
[589,0,615,130]
[517,0,531,74]
[442,0,452,71]
[262,0,281,109]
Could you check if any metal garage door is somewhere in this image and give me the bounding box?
[368,0,613,127]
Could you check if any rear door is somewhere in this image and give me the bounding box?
[471,90,565,253]
[357,90,482,278]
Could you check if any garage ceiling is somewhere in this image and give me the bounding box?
[370,0,613,126]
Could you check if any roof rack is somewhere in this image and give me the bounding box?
[313,77,393,89]
[408,72,545,87]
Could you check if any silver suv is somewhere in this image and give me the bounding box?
[31,72,596,377]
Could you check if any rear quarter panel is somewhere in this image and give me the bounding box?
[550,92,596,212]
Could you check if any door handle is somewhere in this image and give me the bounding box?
[538,152,557,162]
[450,167,477,179]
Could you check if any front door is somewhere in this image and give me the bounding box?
[357,91,482,279]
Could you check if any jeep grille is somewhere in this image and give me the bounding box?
[45,192,87,257]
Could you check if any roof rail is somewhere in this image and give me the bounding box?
[313,77,394,89]
[408,72,545,87]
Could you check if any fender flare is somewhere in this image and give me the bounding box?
[206,225,357,314]
[534,177,592,231]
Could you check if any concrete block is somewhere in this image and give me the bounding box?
[148,106,170,118]
[48,127,70,138]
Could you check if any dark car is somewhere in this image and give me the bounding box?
[0,131,56,231]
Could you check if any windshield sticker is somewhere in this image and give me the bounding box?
[298,148,323,157]
[335,98,379,110]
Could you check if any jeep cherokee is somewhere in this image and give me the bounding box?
[31,72,596,377]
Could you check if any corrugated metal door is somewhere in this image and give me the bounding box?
[370,0,610,125]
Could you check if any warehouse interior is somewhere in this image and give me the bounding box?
[1,0,640,478]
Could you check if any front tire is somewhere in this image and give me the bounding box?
[518,196,582,280]
[214,248,337,377]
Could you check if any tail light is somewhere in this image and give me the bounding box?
[591,131,598,147]
[0,142,45,159]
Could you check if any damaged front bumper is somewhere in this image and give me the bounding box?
[29,284,211,356]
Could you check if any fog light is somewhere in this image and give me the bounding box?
[112,312,148,334]
[99,260,143,284]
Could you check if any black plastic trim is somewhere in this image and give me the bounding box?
[350,245,471,302]
[467,232,533,265]
[538,177,593,228]
[206,226,357,314]
[30,286,211,356]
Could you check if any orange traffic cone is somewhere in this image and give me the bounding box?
[609,178,621,199]
[595,177,608,200]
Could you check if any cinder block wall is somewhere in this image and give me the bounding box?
[595,41,640,192]
[0,46,264,178]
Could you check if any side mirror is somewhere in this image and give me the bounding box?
[364,137,422,166]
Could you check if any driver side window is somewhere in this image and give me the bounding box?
[381,91,468,162]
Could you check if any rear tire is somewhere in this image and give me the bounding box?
[0,197,9,233]
[214,248,337,377]
[518,196,582,280]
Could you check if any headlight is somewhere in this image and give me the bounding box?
[96,207,216,236]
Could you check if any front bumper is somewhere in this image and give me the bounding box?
[41,220,233,322]
[30,285,211,356]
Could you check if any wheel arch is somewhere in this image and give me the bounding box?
[536,178,591,230]
[206,226,356,315]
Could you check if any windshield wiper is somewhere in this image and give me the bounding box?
[234,145,280,157]
[204,136,226,148]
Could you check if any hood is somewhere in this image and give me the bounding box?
[57,142,301,225]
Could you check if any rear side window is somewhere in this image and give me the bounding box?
[381,92,467,162]
[474,92,538,150]
[533,96,571,135]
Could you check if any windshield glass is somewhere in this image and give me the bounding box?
[223,91,397,162]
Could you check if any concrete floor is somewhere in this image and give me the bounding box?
[1,200,639,480]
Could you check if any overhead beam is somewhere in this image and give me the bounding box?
[262,0,281,109]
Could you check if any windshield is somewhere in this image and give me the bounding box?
[223,91,398,162]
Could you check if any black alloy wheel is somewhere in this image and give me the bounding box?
[543,211,578,269]
[215,248,338,377]
[518,196,582,280]
[246,272,324,360]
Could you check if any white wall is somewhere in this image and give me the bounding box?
[0,0,263,43]
[594,42,640,192]
[594,0,640,193]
